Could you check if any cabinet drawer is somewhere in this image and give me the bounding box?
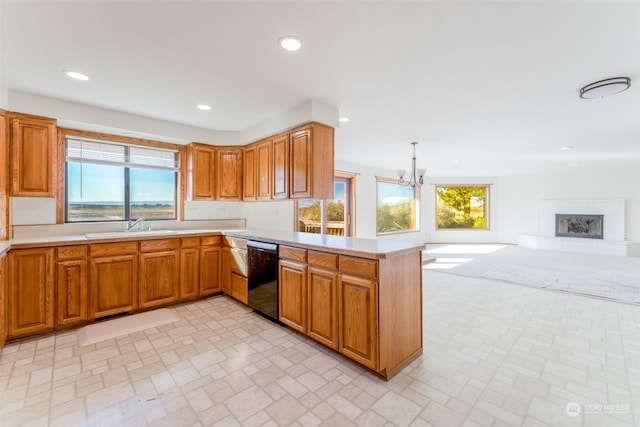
[308,251,337,270]
[181,237,200,248]
[339,256,378,279]
[90,241,138,257]
[280,246,307,263]
[224,236,246,249]
[202,235,222,246]
[57,245,88,260]
[140,239,180,252]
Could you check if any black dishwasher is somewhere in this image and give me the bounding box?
[247,240,279,322]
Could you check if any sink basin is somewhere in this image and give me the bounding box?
[85,230,179,239]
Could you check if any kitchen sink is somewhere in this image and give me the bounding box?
[85,230,179,239]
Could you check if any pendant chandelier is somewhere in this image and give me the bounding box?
[397,142,426,188]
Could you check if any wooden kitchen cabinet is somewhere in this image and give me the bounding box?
[8,248,54,337]
[215,147,243,200]
[200,235,222,296]
[56,245,88,328]
[180,237,200,300]
[244,139,273,201]
[307,251,339,350]
[9,113,56,197]
[279,259,307,333]
[0,253,7,347]
[222,237,247,304]
[139,239,180,309]
[187,142,215,200]
[338,273,378,370]
[89,241,138,318]
[289,123,334,200]
[272,134,289,199]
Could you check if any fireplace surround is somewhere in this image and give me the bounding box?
[555,214,604,239]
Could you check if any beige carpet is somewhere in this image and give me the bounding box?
[77,308,180,346]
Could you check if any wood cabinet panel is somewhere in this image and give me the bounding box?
[0,254,7,347]
[188,143,215,200]
[308,266,339,350]
[8,248,54,337]
[9,114,56,197]
[288,123,335,200]
[180,247,199,300]
[89,253,138,318]
[289,129,312,199]
[339,255,378,279]
[256,139,272,200]
[279,260,307,333]
[200,245,221,296]
[272,134,289,199]
[243,145,257,200]
[339,274,378,370]
[56,259,88,327]
[215,148,242,200]
[230,272,248,305]
[0,111,7,195]
[139,250,179,309]
[57,245,88,260]
[308,251,338,270]
[279,245,307,263]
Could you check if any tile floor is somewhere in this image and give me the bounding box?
[1,269,639,426]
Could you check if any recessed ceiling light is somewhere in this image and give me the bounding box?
[571,162,581,167]
[279,36,302,51]
[561,146,573,150]
[452,159,460,164]
[196,104,211,111]
[339,117,350,123]
[64,70,90,81]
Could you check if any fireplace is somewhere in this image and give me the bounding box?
[555,214,604,239]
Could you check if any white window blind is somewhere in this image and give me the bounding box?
[65,137,179,170]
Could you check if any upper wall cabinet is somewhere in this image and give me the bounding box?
[187,142,215,201]
[0,111,8,194]
[272,134,289,200]
[289,123,334,200]
[215,147,243,201]
[244,138,273,201]
[9,113,56,197]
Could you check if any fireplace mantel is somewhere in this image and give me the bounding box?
[518,234,639,257]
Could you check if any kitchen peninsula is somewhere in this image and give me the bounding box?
[1,228,424,380]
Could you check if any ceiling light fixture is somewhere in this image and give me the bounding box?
[196,104,211,111]
[339,117,350,123]
[64,70,90,81]
[561,146,573,150]
[397,142,425,188]
[579,77,631,99]
[279,36,302,51]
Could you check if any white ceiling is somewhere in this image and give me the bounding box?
[2,1,639,177]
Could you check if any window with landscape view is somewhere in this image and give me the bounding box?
[296,176,352,236]
[376,177,419,235]
[65,136,179,222]
[436,184,489,229]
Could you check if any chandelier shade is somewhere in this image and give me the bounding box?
[397,142,425,188]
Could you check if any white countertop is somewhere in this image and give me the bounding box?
[1,228,424,259]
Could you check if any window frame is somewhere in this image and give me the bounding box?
[435,184,491,230]
[56,128,186,224]
[375,176,420,236]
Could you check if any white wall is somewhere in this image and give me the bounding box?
[498,166,640,243]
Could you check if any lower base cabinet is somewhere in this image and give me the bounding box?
[307,266,339,350]
[139,240,180,309]
[279,260,307,333]
[200,237,222,296]
[89,242,138,319]
[8,248,54,337]
[222,237,247,304]
[0,254,8,346]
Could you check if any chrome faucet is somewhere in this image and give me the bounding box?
[126,217,145,232]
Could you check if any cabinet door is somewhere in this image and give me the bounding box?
[8,248,54,337]
[230,272,248,305]
[339,274,378,370]
[139,250,179,309]
[308,267,339,350]
[0,254,7,347]
[272,134,289,199]
[279,260,307,333]
[200,245,221,296]
[89,254,138,318]
[56,259,88,327]
[289,128,312,199]
[0,111,7,194]
[188,143,215,200]
[256,139,272,200]
[10,115,56,197]
[180,247,200,300]
[215,148,243,200]
[243,145,257,200]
